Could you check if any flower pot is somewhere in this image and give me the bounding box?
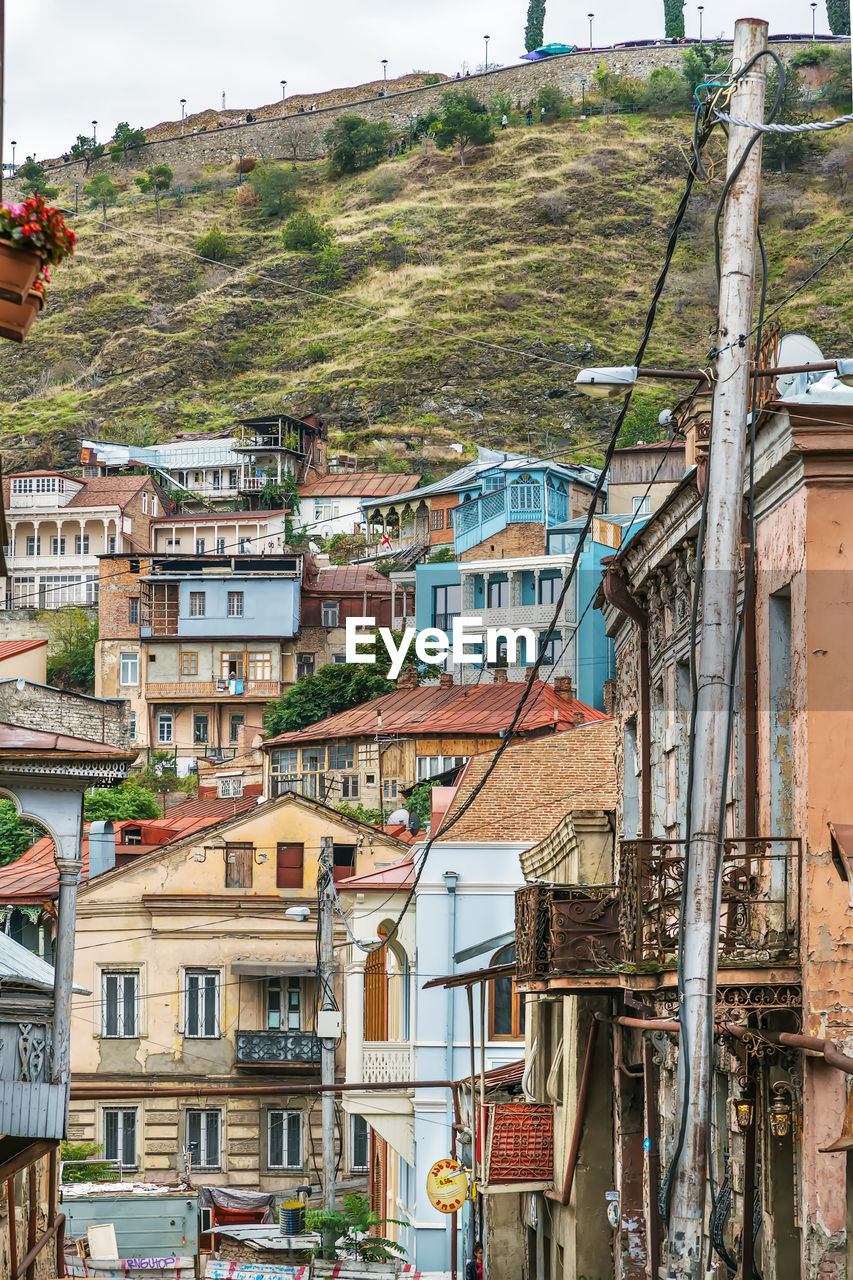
[0,240,42,304]
[0,290,44,343]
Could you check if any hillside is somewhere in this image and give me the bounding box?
[2,111,851,474]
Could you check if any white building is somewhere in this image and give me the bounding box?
[295,473,420,540]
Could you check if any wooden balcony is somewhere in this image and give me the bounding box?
[0,1015,68,1140]
[235,1029,320,1067]
[145,680,282,700]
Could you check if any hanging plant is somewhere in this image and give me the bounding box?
[0,196,76,307]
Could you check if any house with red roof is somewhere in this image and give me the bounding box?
[295,471,420,540]
[0,637,47,682]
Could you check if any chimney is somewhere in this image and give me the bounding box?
[396,667,419,690]
[553,676,574,701]
[573,710,586,727]
[492,667,508,685]
[88,821,116,879]
[603,678,617,717]
[439,671,454,688]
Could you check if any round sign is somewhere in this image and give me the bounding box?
[426,1157,469,1214]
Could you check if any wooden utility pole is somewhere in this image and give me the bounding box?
[667,17,767,1278]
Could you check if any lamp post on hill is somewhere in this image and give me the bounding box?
[588,12,594,48]
[91,120,98,145]
[810,2,817,38]
[180,99,186,136]
[484,35,490,71]
[581,78,587,117]
[381,59,388,95]
[698,5,704,40]
[10,141,15,172]
[281,80,287,117]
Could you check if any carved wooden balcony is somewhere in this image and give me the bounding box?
[0,1015,68,1140]
[235,1029,320,1067]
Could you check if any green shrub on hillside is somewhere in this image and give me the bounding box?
[369,168,405,202]
[17,158,58,199]
[282,211,332,251]
[325,115,395,176]
[435,90,495,166]
[249,165,302,218]
[644,66,689,114]
[536,84,565,118]
[195,223,229,261]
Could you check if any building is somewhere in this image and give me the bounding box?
[81,413,328,511]
[512,369,853,1278]
[1,470,168,610]
[0,793,407,1192]
[0,637,47,682]
[96,552,301,761]
[262,672,607,813]
[297,563,402,672]
[149,509,289,556]
[338,721,616,1278]
[360,449,602,563]
[295,472,420,539]
[606,439,687,516]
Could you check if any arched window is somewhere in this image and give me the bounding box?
[490,944,525,1040]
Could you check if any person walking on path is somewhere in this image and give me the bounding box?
[501,113,508,129]
[525,107,533,126]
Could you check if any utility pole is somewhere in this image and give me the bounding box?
[667,18,767,1279]
[319,837,338,1233]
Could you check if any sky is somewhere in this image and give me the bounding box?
[9,0,842,163]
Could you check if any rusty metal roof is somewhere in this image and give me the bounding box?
[298,473,420,498]
[265,682,607,747]
[0,723,135,758]
[0,639,47,661]
[305,566,392,594]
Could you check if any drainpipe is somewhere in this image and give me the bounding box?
[443,870,459,1274]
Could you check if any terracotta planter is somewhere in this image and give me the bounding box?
[0,240,42,305]
[0,290,44,343]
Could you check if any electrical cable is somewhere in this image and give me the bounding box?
[713,106,853,133]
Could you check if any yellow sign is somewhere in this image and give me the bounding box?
[426,1156,469,1214]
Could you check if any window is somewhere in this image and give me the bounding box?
[487,578,509,609]
[538,632,559,666]
[383,779,398,801]
[248,651,271,681]
[482,474,505,492]
[416,755,468,782]
[215,538,226,554]
[341,775,359,799]
[212,472,221,490]
[321,601,339,627]
[632,494,651,515]
[267,978,301,1031]
[102,970,139,1038]
[268,1110,302,1170]
[538,575,561,605]
[181,651,198,676]
[332,653,347,664]
[26,536,40,556]
[195,538,206,555]
[187,1109,221,1169]
[225,842,253,889]
[142,493,149,514]
[270,749,299,797]
[433,584,461,628]
[239,538,252,554]
[103,1108,137,1168]
[229,713,244,744]
[227,591,244,618]
[185,970,219,1037]
[120,652,139,686]
[151,497,158,517]
[129,711,136,741]
[75,534,90,554]
[276,842,304,889]
[490,944,525,1039]
[221,652,245,680]
[123,826,143,846]
[332,844,356,882]
[430,509,444,531]
[128,597,139,625]
[314,500,341,521]
[351,1114,369,1172]
[193,714,209,745]
[108,536,117,553]
[329,743,355,770]
[296,653,315,679]
[157,713,173,744]
[189,591,206,617]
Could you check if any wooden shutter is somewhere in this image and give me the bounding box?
[276,843,305,889]
[364,944,388,1042]
[225,842,253,889]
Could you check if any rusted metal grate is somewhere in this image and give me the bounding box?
[483,1102,554,1185]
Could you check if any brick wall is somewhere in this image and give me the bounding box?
[0,680,130,748]
[460,522,546,561]
[429,493,459,545]
[98,554,148,641]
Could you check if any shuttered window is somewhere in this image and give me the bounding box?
[276,843,304,889]
[269,1110,302,1169]
[102,971,139,1038]
[185,971,219,1037]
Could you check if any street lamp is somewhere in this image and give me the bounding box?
[580,78,587,117]
[74,182,79,214]
[484,35,490,71]
[811,2,817,38]
[381,59,388,94]
[238,150,244,185]
[698,5,704,40]
[91,120,98,145]
[409,112,416,143]
[588,13,594,48]
[281,80,287,117]
[180,99,187,137]
[10,141,15,171]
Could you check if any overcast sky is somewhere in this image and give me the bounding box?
[9,0,840,162]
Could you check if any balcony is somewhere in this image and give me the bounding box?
[145,680,282,700]
[235,1029,320,1066]
[515,836,801,986]
[362,1042,414,1085]
[0,1016,68,1140]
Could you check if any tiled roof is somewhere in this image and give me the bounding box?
[64,476,150,507]
[150,510,286,524]
[0,794,258,903]
[0,639,48,661]
[439,721,617,842]
[306,566,391,594]
[298,473,420,498]
[0,723,134,758]
[265,681,607,747]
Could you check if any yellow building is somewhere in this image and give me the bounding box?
[66,792,407,1191]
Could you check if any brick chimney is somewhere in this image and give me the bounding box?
[573,710,586,727]
[603,678,617,717]
[492,667,508,684]
[553,676,574,701]
[396,667,419,690]
[439,671,454,688]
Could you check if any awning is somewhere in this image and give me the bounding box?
[422,962,515,990]
[231,962,316,977]
[829,822,853,903]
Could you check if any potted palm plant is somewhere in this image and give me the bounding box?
[307,1192,407,1276]
[0,196,75,341]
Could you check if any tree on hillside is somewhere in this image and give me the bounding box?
[42,606,98,692]
[664,0,685,38]
[70,133,106,174]
[109,122,147,166]
[282,211,332,251]
[762,67,813,173]
[84,173,119,229]
[135,163,173,225]
[17,158,58,200]
[681,42,731,98]
[827,0,850,33]
[84,780,161,822]
[264,657,410,738]
[525,0,546,51]
[434,90,495,167]
[325,115,395,176]
[0,799,43,865]
[249,165,302,218]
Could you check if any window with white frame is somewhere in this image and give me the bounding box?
[119,652,139,686]
[538,575,561,606]
[268,1110,302,1169]
[185,970,219,1037]
[142,493,148,514]
[215,538,226,554]
[351,1114,369,1172]
[186,1108,221,1169]
[227,591,244,618]
[151,496,158,516]
[25,536,40,556]
[75,534,90,554]
[102,970,139,1038]
[108,536,116,553]
[314,500,341,521]
[239,538,252,553]
[157,713,173,744]
[218,775,243,799]
[321,600,339,627]
[632,494,651,515]
[416,755,468,782]
[50,536,66,556]
[482,474,505,492]
[195,538,206,555]
[103,1107,137,1168]
[189,591,206,617]
[129,711,136,741]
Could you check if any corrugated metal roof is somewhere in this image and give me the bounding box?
[337,857,416,890]
[362,448,601,508]
[0,640,48,661]
[0,930,88,993]
[0,723,134,758]
[308,566,391,593]
[265,682,607,747]
[298,473,420,498]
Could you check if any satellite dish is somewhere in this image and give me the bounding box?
[776,334,825,397]
[408,812,422,836]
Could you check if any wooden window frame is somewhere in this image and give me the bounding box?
[489,944,524,1041]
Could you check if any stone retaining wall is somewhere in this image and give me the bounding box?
[16,38,830,195]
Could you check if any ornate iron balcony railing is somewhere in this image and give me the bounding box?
[235,1029,320,1066]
